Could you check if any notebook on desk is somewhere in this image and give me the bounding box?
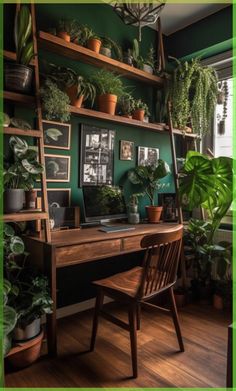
[99,225,135,233]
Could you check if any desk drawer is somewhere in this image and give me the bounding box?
[55,239,121,267]
[122,235,143,251]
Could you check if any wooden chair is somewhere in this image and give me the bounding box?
[90,225,184,378]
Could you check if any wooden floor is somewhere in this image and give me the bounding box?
[6,302,230,388]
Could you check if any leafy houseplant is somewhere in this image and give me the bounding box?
[92,69,125,115]
[5,5,34,93]
[132,39,144,70]
[100,36,123,61]
[4,136,44,213]
[132,99,150,121]
[118,93,135,118]
[179,151,233,296]
[143,45,156,74]
[128,161,170,223]
[3,224,52,366]
[82,26,101,54]
[168,57,218,135]
[40,78,71,123]
[56,18,80,42]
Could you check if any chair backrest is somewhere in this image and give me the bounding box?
[137,225,183,299]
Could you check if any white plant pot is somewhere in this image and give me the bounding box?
[143,64,153,74]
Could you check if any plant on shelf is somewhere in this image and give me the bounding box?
[179,151,233,298]
[123,48,134,66]
[78,26,101,53]
[100,36,123,61]
[118,93,135,118]
[4,224,53,367]
[92,69,125,115]
[132,99,150,121]
[40,78,71,123]
[143,45,156,74]
[4,136,44,213]
[128,161,170,223]
[132,38,144,70]
[168,57,218,136]
[5,5,34,93]
[56,18,80,42]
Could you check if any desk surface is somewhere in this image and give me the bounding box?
[30,223,182,248]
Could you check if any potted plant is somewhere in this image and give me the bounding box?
[4,136,44,213]
[5,6,34,94]
[56,18,80,42]
[84,27,102,53]
[132,39,144,69]
[180,151,233,300]
[118,93,135,118]
[100,36,123,60]
[40,78,71,123]
[92,69,125,115]
[143,45,156,74]
[168,57,218,135]
[132,99,150,121]
[128,161,170,223]
[123,48,133,66]
[4,224,53,368]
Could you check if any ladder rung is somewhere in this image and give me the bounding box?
[3,211,48,223]
[3,127,42,138]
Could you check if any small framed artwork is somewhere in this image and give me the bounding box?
[36,188,71,207]
[43,120,71,150]
[161,193,178,222]
[45,154,71,182]
[137,146,159,166]
[120,140,134,161]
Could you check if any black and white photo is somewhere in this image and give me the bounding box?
[80,124,115,186]
[36,188,71,207]
[45,154,71,182]
[137,146,159,166]
[43,120,71,150]
[161,193,177,222]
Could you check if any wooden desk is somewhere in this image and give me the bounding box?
[25,223,181,356]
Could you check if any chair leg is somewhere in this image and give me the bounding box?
[90,288,104,352]
[136,303,141,331]
[168,287,185,352]
[128,303,138,378]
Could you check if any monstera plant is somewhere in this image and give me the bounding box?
[179,151,233,291]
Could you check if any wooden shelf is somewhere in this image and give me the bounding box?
[38,31,165,87]
[3,211,48,223]
[3,91,35,107]
[3,127,42,138]
[3,50,36,66]
[70,105,198,138]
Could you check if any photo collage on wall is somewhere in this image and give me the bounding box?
[42,120,71,207]
[80,124,115,186]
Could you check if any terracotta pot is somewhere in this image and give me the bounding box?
[6,329,43,369]
[65,84,78,105]
[146,206,163,223]
[25,189,37,209]
[73,95,84,108]
[132,109,145,121]
[87,38,101,54]
[98,94,117,115]
[57,31,70,42]
[213,294,224,310]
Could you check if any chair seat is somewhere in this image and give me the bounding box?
[93,266,143,298]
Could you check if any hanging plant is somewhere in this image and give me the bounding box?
[168,57,218,136]
[217,80,229,135]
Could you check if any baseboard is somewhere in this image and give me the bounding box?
[41,297,113,324]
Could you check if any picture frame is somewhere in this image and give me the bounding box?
[80,124,115,186]
[36,188,71,207]
[43,120,71,150]
[45,154,71,182]
[120,140,134,161]
[137,146,159,166]
[160,193,178,222]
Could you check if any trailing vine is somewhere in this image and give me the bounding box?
[169,58,218,136]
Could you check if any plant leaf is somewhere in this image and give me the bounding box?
[45,128,63,141]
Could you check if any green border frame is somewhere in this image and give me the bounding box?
[0,1,235,390]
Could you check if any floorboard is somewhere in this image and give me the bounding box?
[5,303,231,388]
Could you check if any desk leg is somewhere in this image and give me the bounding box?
[44,244,57,357]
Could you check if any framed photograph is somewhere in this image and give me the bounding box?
[43,120,71,150]
[160,193,178,222]
[36,188,71,207]
[120,140,134,161]
[137,146,159,166]
[80,124,115,186]
[45,154,71,182]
